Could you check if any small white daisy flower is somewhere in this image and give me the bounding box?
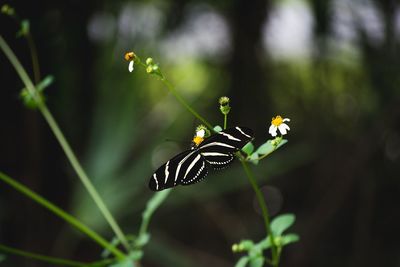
[269,115,290,137]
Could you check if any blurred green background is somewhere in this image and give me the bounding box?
[1,0,400,266]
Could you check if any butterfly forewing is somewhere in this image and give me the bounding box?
[149,150,192,191]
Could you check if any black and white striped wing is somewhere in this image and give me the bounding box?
[149,150,209,191]
[198,126,253,169]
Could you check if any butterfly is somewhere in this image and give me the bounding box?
[149,126,254,191]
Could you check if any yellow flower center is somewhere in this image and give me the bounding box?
[124,52,135,61]
[271,115,283,126]
[193,136,204,146]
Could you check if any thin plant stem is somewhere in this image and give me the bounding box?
[160,78,213,130]
[240,160,279,266]
[137,60,213,130]
[0,243,87,267]
[139,189,171,238]
[0,172,125,259]
[223,114,227,129]
[0,35,130,252]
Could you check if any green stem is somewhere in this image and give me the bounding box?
[223,114,227,129]
[0,243,87,267]
[160,78,213,130]
[139,189,171,238]
[240,161,279,267]
[137,59,213,130]
[0,35,131,252]
[0,172,125,259]
[38,105,131,251]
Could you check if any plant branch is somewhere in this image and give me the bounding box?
[239,160,279,266]
[0,172,125,259]
[0,243,87,267]
[0,35,130,252]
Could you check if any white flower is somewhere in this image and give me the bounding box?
[268,115,290,137]
[196,129,205,138]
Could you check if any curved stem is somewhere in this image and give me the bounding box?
[240,160,279,266]
[0,35,131,252]
[0,243,87,267]
[39,105,131,252]
[0,172,125,259]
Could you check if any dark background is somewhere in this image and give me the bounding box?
[1,0,400,266]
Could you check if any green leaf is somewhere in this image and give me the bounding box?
[214,125,223,132]
[0,254,6,262]
[274,139,288,150]
[271,213,296,236]
[248,153,259,165]
[110,258,135,267]
[36,75,54,92]
[128,250,143,261]
[255,141,274,155]
[242,142,254,156]
[281,233,300,246]
[249,256,264,267]
[258,236,272,250]
[135,233,150,247]
[235,256,249,267]
[17,20,30,37]
[238,240,254,251]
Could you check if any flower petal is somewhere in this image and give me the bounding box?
[283,118,291,122]
[279,123,291,135]
[128,61,134,72]
[269,125,278,137]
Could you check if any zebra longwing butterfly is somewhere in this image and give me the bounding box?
[149,126,254,191]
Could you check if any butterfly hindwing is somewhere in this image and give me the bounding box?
[179,154,209,186]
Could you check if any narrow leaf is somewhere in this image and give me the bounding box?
[214,125,223,132]
[255,141,274,155]
[242,142,254,156]
[36,75,54,92]
[249,153,259,165]
[281,233,300,246]
[249,256,264,267]
[271,214,296,236]
[235,256,249,267]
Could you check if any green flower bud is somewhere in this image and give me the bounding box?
[145,57,153,65]
[1,4,15,16]
[219,96,231,115]
[146,65,153,73]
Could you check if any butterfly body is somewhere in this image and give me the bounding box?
[149,126,253,191]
